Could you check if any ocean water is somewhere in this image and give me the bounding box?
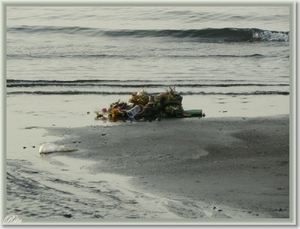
[5,6,290,222]
[7,6,290,97]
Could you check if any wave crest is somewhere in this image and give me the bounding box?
[7,26,289,42]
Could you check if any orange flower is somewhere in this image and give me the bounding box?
[110,108,119,114]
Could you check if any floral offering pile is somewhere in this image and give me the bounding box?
[94,87,188,122]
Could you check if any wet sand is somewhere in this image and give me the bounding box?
[47,115,290,220]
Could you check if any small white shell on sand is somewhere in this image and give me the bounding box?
[39,143,77,154]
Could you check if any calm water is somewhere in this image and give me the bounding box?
[7,6,290,96]
[5,6,290,222]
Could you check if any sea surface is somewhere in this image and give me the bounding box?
[5,6,290,222]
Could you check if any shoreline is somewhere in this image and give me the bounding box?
[45,115,290,219]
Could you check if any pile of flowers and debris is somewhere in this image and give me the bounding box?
[94,87,204,122]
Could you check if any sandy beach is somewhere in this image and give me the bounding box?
[45,115,290,220]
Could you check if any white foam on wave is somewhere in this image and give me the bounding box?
[253,30,289,41]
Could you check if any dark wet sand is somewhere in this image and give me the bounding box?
[48,115,290,219]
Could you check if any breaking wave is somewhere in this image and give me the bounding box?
[7,26,289,42]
